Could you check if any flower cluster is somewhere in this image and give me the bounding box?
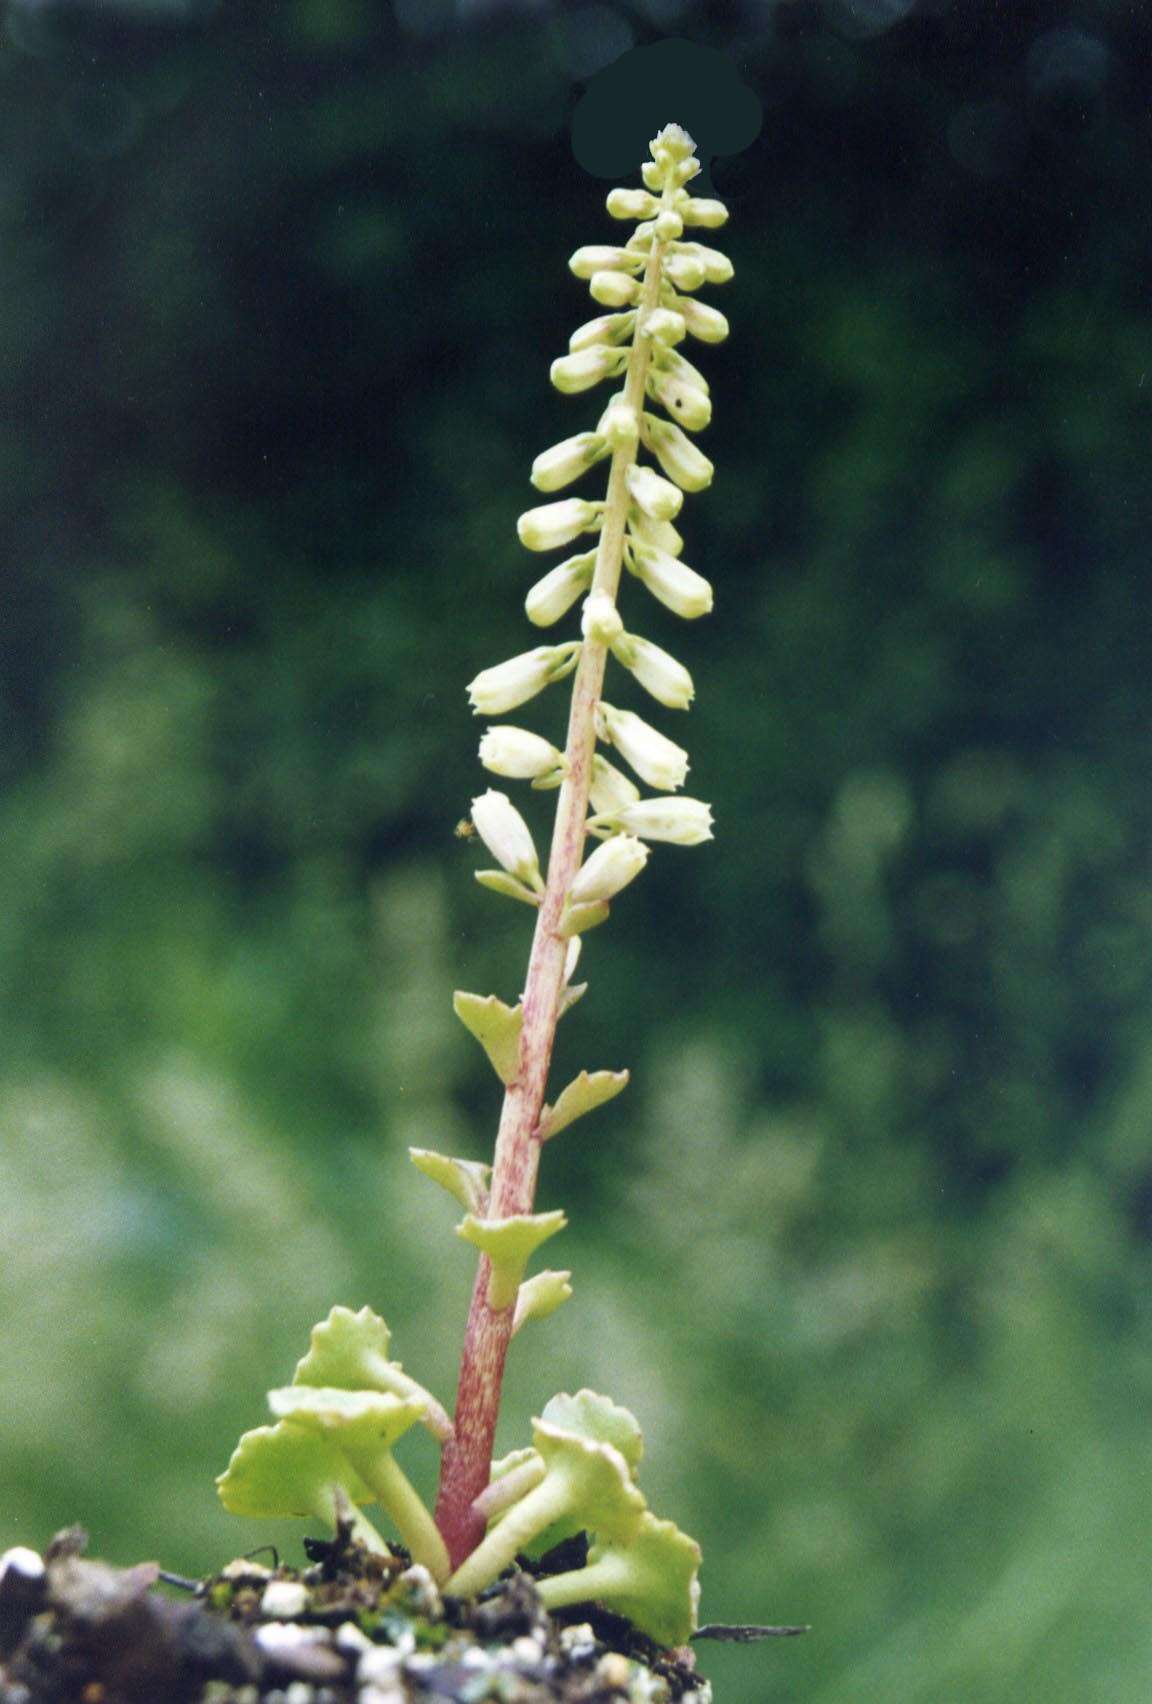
[466,122,730,923]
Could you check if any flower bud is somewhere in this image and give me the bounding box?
[675,241,734,285]
[646,367,712,432]
[641,161,663,192]
[625,464,683,522]
[654,210,684,242]
[675,296,729,344]
[599,797,714,846]
[568,311,636,354]
[589,271,641,309]
[550,345,627,393]
[479,726,566,782]
[628,510,685,558]
[581,591,624,646]
[656,344,710,394]
[524,552,596,626]
[626,223,655,253]
[471,790,543,889]
[569,245,642,279]
[518,498,601,552]
[598,703,689,791]
[628,540,713,619]
[640,307,686,346]
[569,835,649,905]
[606,187,659,221]
[679,196,729,228]
[468,643,580,714]
[531,432,609,493]
[597,397,640,449]
[589,754,641,816]
[651,123,696,162]
[611,632,695,710]
[663,251,706,293]
[640,415,714,492]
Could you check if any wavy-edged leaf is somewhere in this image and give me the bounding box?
[539,1069,629,1140]
[409,1148,491,1215]
[540,1389,644,1475]
[453,991,523,1085]
[293,1305,453,1442]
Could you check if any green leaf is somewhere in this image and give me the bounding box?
[293,1305,453,1442]
[453,990,523,1084]
[540,1390,644,1474]
[536,1511,702,1647]
[217,1419,374,1519]
[512,1269,573,1336]
[539,1069,629,1140]
[456,1209,567,1308]
[409,1147,491,1214]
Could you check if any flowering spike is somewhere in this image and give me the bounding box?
[436,121,732,1576]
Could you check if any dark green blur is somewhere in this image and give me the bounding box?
[1,2,1149,1699]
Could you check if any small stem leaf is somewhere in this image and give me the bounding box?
[409,1148,492,1216]
[456,1210,568,1309]
[452,991,524,1085]
[512,1270,574,1335]
[558,980,589,1017]
[538,1069,629,1141]
[473,1449,548,1522]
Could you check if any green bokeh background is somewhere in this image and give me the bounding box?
[2,2,1150,1699]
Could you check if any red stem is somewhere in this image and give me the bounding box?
[434,211,669,1571]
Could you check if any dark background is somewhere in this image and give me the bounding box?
[2,2,1150,1699]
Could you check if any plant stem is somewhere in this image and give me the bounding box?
[434,210,672,1570]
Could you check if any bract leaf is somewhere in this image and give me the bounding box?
[453,991,523,1085]
[512,1269,574,1336]
[293,1305,453,1443]
[456,1209,567,1309]
[560,900,611,938]
[539,1390,644,1475]
[474,870,542,907]
[409,1148,492,1215]
[538,1069,629,1140]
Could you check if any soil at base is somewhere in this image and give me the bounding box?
[0,1527,710,1704]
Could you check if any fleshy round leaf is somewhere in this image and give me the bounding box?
[453,991,523,1085]
[270,1385,426,1450]
[409,1148,492,1215]
[538,1069,629,1140]
[293,1306,453,1443]
[538,1511,702,1648]
[216,1420,373,1519]
[540,1390,644,1476]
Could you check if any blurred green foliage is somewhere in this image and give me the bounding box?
[1,2,1151,1700]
